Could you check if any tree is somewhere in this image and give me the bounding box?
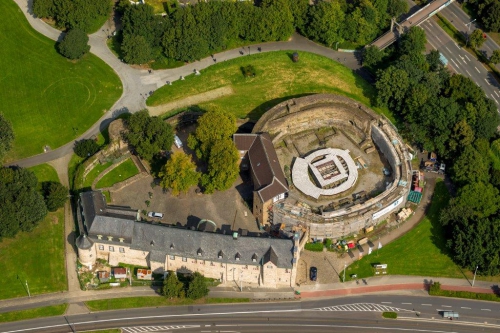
[201,139,239,194]
[187,108,237,161]
[305,1,345,47]
[33,0,54,18]
[387,0,408,19]
[469,28,486,49]
[399,27,427,55]
[58,28,90,60]
[451,145,489,185]
[74,139,100,158]
[426,50,442,71]
[0,167,47,239]
[0,114,14,162]
[490,49,500,64]
[482,1,500,32]
[159,152,200,196]
[126,110,174,161]
[363,45,385,68]
[447,182,500,219]
[375,66,410,111]
[162,272,185,299]
[42,181,69,212]
[187,272,209,300]
[122,34,152,64]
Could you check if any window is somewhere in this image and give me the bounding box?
[182,257,187,262]
[98,245,104,250]
[267,265,273,269]
[119,238,124,243]
[107,236,113,241]
[97,235,102,240]
[119,247,125,253]
[109,246,114,252]
[169,255,175,260]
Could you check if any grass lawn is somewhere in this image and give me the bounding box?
[342,180,478,281]
[0,209,66,299]
[0,304,67,323]
[0,0,122,162]
[85,296,250,311]
[28,163,60,191]
[96,158,139,189]
[147,51,392,122]
[83,161,113,188]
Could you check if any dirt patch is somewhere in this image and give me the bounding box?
[148,86,234,117]
[51,215,59,225]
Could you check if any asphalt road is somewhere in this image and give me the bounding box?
[1,295,499,333]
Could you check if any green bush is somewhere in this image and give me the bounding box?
[58,29,90,60]
[74,139,100,158]
[429,281,500,302]
[382,311,397,319]
[305,242,324,252]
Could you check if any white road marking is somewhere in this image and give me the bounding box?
[464,54,471,61]
[491,94,498,103]
[381,302,392,304]
[402,303,412,305]
[455,43,460,48]
[123,326,198,333]
[435,35,442,43]
[315,303,412,312]
[451,12,458,18]
[442,305,452,307]
[451,58,460,68]
[495,91,500,97]
[466,70,472,76]
[461,307,471,309]
[475,66,480,73]
[422,304,432,306]
[445,46,452,52]
[481,308,491,311]
[485,78,491,85]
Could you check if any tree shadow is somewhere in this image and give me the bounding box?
[186,214,201,230]
[247,93,316,121]
[428,181,454,258]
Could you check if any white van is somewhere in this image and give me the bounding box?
[148,212,163,218]
[174,135,182,149]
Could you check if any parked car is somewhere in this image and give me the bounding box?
[174,135,183,149]
[310,267,318,281]
[148,212,163,218]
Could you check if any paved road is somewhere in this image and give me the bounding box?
[372,0,453,49]
[439,1,500,70]
[0,295,499,333]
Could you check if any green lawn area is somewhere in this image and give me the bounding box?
[0,304,67,323]
[0,209,66,299]
[0,0,122,162]
[85,296,250,311]
[28,163,60,191]
[342,180,482,281]
[95,158,139,189]
[147,51,392,122]
[83,161,113,188]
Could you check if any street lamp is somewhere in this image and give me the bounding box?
[472,265,479,287]
[465,19,476,47]
[26,280,31,298]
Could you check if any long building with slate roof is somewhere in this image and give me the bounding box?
[76,191,299,288]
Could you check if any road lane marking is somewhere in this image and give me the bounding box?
[381,302,392,304]
[466,70,472,76]
[475,66,480,73]
[491,94,499,104]
[435,35,442,43]
[485,78,491,85]
[442,305,451,307]
[451,12,458,18]
[481,309,491,311]
[445,46,452,52]
[495,91,500,97]
[464,54,470,61]
[451,58,460,68]
[455,43,460,48]
[422,304,432,306]
[461,307,471,309]
[402,303,412,305]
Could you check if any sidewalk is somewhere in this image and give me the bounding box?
[298,275,498,298]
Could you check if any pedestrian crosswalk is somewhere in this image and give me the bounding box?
[315,303,412,312]
[122,325,199,333]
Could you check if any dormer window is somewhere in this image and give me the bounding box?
[235,252,241,261]
[197,248,203,256]
[119,238,124,243]
[218,250,224,259]
[252,253,258,262]
[170,244,174,249]
[97,235,102,240]
[107,236,113,241]
[150,240,155,246]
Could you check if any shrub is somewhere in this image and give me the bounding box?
[58,29,90,60]
[382,312,397,319]
[241,65,256,77]
[428,281,500,302]
[74,139,100,158]
[187,272,209,300]
[42,181,68,211]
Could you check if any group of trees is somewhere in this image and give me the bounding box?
[0,167,68,239]
[0,114,14,163]
[372,26,500,275]
[466,0,500,33]
[33,0,111,33]
[74,138,100,158]
[119,0,408,64]
[126,110,174,161]
[162,271,209,300]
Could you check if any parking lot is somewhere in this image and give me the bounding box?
[296,249,346,286]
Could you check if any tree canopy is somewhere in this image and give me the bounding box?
[126,110,174,161]
[58,29,90,60]
[162,272,185,299]
[159,152,200,196]
[186,272,209,300]
[0,167,47,239]
[42,181,68,212]
[74,138,100,158]
[469,28,486,49]
[201,139,239,194]
[0,114,14,162]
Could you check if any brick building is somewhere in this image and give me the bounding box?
[233,133,289,225]
[76,191,300,288]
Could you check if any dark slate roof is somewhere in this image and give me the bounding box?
[247,133,288,202]
[233,134,257,151]
[76,234,94,250]
[263,246,279,266]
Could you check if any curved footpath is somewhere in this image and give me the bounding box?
[9,0,361,168]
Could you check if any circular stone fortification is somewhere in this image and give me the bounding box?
[253,94,412,240]
[292,148,358,199]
